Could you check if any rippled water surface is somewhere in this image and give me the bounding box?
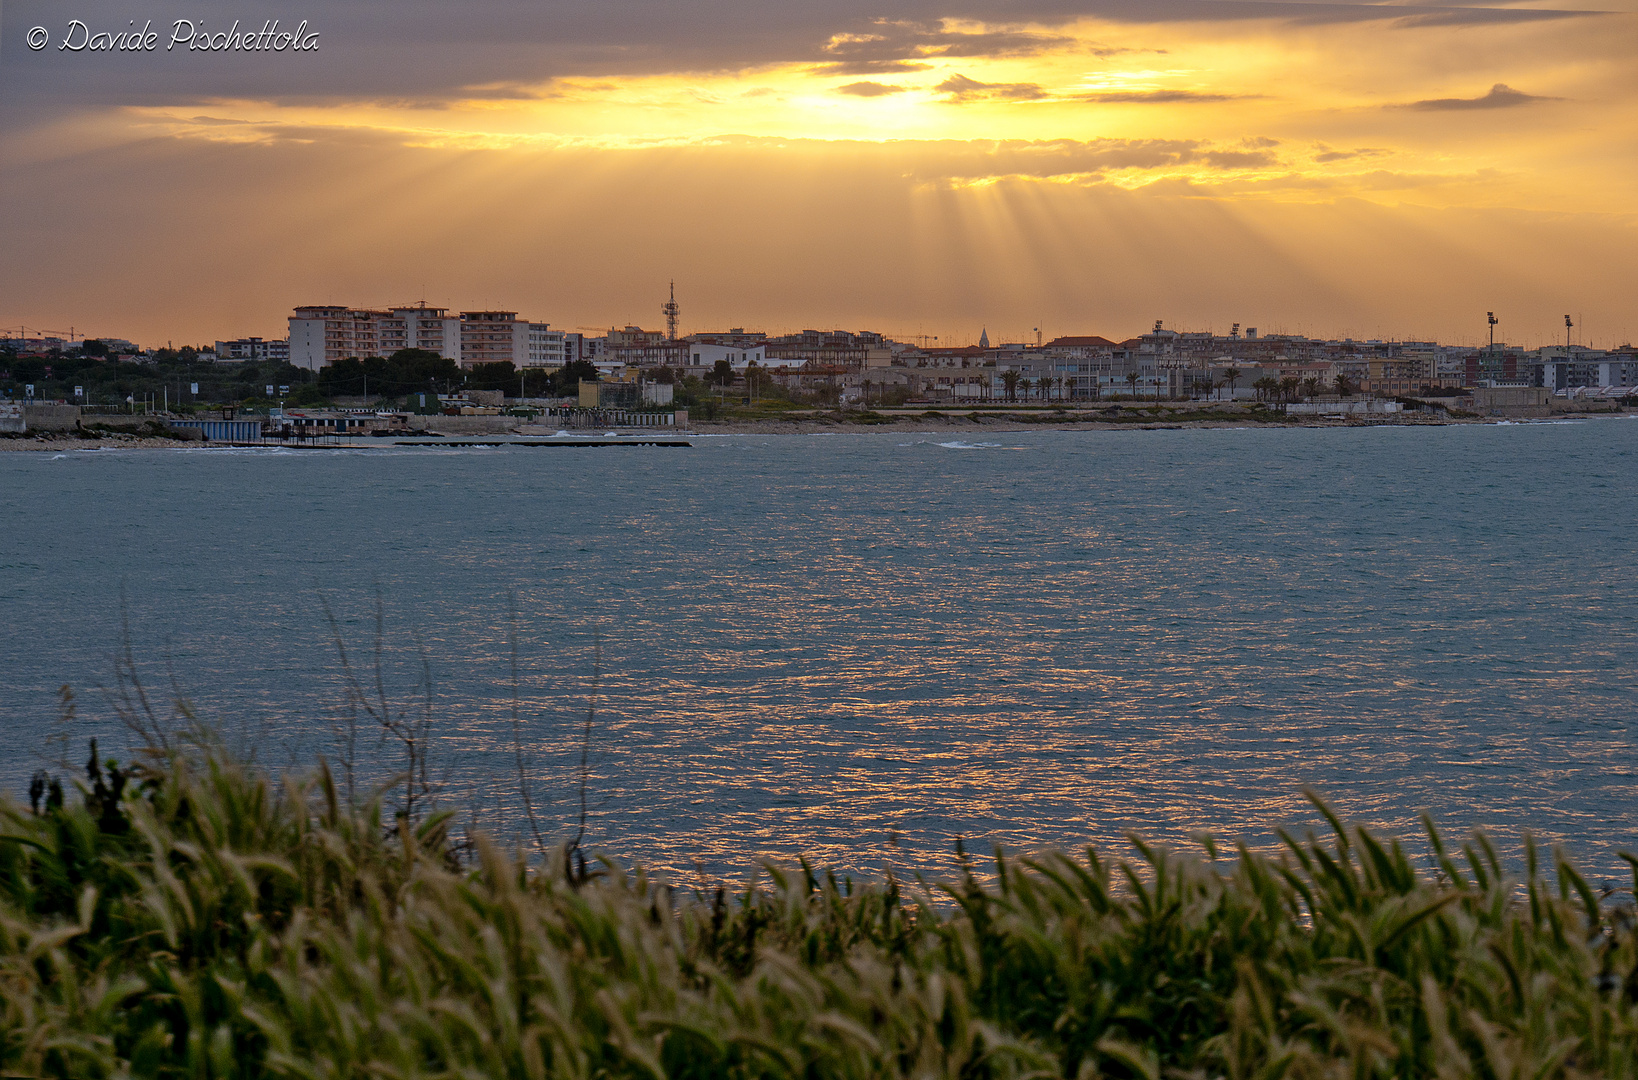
[2,422,1636,880]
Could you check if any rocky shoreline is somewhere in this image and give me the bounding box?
[0,405,1514,449]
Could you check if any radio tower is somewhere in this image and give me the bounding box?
[1565,314,1573,350]
[662,281,680,341]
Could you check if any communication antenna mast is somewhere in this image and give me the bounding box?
[662,281,680,341]
[1034,326,1042,347]
[1565,315,1573,351]
[1487,311,1498,353]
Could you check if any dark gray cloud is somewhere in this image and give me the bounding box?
[691,133,1286,180]
[890,135,1287,179]
[1201,148,1277,167]
[811,19,1072,76]
[936,72,1049,101]
[1313,145,1390,162]
[1076,89,1243,103]
[1402,83,1559,110]
[1,0,1610,126]
[96,121,1286,183]
[836,81,908,96]
[1388,6,1603,28]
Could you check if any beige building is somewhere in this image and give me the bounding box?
[287,304,562,371]
[289,304,463,370]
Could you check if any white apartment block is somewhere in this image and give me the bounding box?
[379,305,463,359]
[287,304,561,371]
[526,324,569,368]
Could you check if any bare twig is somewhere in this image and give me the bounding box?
[509,596,548,857]
[320,593,360,807]
[565,629,601,882]
[106,587,170,758]
[320,589,430,826]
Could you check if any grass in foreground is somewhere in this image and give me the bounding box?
[3,736,1637,1079]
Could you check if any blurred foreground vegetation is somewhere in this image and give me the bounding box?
[5,727,1638,1079]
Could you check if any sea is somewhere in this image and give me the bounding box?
[2,420,1636,884]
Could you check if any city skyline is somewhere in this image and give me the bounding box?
[3,0,1635,346]
[3,297,1622,357]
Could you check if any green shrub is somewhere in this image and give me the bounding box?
[2,739,1636,1078]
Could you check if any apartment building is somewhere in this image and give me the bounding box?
[214,337,291,362]
[527,324,570,368]
[605,326,689,368]
[459,310,527,367]
[289,306,381,369]
[289,304,462,370]
[287,304,560,370]
[765,330,891,369]
[379,305,463,359]
[689,329,768,350]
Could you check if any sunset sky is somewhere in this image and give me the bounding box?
[3,0,1634,348]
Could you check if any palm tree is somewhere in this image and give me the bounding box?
[1279,377,1301,404]
[1000,369,1021,403]
[1335,373,1355,398]
[1301,376,1321,400]
[1252,376,1277,402]
[1222,366,1241,401]
[1019,378,1033,402]
[1125,370,1140,399]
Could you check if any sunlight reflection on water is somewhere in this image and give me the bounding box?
[1,423,1636,881]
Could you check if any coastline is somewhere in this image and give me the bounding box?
[0,432,204,451]
[684,410,1477,435]
[0,405,1570,450]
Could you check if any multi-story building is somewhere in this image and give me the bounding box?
[1537,345,1608,390]
[1040,335,1120,399]
[604,326,689,368]
[1463,349,1529,387]
[526,324,569,368]
[459,310,527,367]
[214,337,290,362]
[689,329,768,349]
[765,330,891,369]
[288,304,559,371]
[377,304,463,359]
[902,346,994,401]
[1361,355,1434,396]
[572,334,608,364]
[1599,352,1638,390]
[289,306,387,369]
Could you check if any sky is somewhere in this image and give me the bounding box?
[2,0,1634,349]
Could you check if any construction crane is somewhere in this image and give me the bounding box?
[4,324,80,343]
